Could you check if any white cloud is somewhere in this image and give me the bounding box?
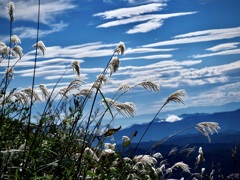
[0,42,115,81]
[103,0,113,3]
[93,3,166,19]
[114,60,240,89]
[96,12,196,29]
[0,0,77,25]
[13,21,68,39]
[126,0,168,5]
[192,48,240,58]
[94,2,196,34]
[165,115,182,122]
[125,47,177,54]
[144,27,240,47]
[206,42,240,52]
[120,54,172,60]
[127,19,163,34]
[186,82,240,107]
[41,42,117,59]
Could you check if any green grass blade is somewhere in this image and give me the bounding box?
[99,88,114,119]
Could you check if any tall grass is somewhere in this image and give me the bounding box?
[0,1,237,179]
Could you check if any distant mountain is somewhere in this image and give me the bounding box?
[111,109,240,144]
[159,102,240,118]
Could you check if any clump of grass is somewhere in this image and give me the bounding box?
[0,1,238,179]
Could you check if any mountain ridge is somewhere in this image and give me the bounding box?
[111,108,240,143]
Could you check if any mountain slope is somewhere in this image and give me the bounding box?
[111,109,240,143]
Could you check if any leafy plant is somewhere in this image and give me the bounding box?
[0,1,238,179]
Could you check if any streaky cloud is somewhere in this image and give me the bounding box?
[97,12,196,28]
[126,47,177,54]
[120,54,172,61]
[192,48,240,58]
[127,19,163,34]
[206,42,240,52]
[93,3,166,19]
[144,27,240,47]
[13,21,68,39]
[0,0,77,25]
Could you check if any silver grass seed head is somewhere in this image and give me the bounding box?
[94,74,108,89]
[0,42,6,47]
[181,146,196,157]
[168,147,178,156]
[104,143,116,150]
[5,67,14,78]
[13,91,29,105]
[21,88,41,102]
[157,164,165,174]
[58,79,82,98]
[84,147,99,162]
[71,60,80,76]
[108,56,120,76]
[0,46,11,58]
[195,147,205,168]
[122,136,130,143]
[138,81,160,92]
[97,74,108,84]
[68,78,82,90]
[122,136,131,148]
[133,155,157,166]
[152,152,163,159]
[75,88,93,98]
[115,102,136,117]
[195,122,220,142]
[171,162,190,173]
[33,41,46,56]
[165,89,186,106]
[11,35,21,45]
[123,157,132,163]
[6,1,15,21]
[39,84,50,101]
[12,45,23,59]
[115,41,126,55]
[118,82,132,92]
[100,97,117,109]
[58,87,69,98]
[100,149,115,156]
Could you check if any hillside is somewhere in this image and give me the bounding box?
[111,109,240,143]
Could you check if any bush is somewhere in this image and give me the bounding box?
[1,1,236,179]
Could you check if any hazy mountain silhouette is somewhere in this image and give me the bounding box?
[112,109,240,144]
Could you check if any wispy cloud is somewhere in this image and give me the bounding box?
[126,47,177,54]
[127,19,163,34]
[121,54,172,60]
[0,0,77,25]
[93,3,166,19]
[103,0,113,3]
[0,0,76,40]
[113,60,240,90]
[0,42,115,83]
[126,0,168,5]
[144,27,240,47]
[186,82,240,107]
[94,2,196,34]
[96,12,196,34]
[206,42,240,52]
[13,21,68,39]
[192,48,240,58]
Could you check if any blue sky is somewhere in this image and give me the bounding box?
[0,0,240,127]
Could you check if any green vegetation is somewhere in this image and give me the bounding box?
[0,1,237,179]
